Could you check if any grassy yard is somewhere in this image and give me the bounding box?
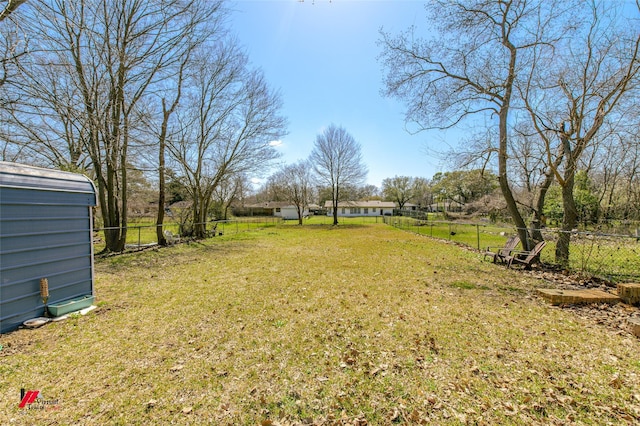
[2,224,639,425]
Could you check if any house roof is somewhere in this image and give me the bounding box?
[323,200,396,208]
[243,202,320,210]
[245,201,295,209]
[168,200,192,209]
[282,204,321,210]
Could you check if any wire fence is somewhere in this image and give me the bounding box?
[384,216,640,281]
[93,217,282,253]
[93,214,639,281]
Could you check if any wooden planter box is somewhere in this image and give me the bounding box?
[48,295,94,317]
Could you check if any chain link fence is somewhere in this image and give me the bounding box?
[93,217,282,253]
[92,215,388,253]
[93,214,639,280]
[385,215,640,281]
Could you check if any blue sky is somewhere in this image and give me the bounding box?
[230,0,450,188]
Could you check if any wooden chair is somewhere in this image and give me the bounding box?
[163,230,181,244]
[205,223,218,238]
[505,240,547,269]
[483,235,520,263]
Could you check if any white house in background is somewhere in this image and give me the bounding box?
[280,205,310,220]
[324,200,396,217]
[243,201,311,220]
[403,203,419,211]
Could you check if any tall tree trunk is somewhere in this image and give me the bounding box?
[556,139,579,265]
[499,36,531,250]
[103,138,126,252]
[556,171,577,266]
[530,150,563,241]
[156,100,171,246]
[156,137,167,245]
[118,118,129,251]
[191,189,210,239]
[157,57,188,245]
[530,170,554,242]
[332,186,339,225]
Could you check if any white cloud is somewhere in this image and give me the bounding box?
[269,140,283,147]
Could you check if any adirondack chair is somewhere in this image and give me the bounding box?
[506,240,547,269]
[205,223,218,237]
[483,235,520,263]
[164,230,181,244]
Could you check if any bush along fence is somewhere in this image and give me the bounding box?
[384,216,640,281]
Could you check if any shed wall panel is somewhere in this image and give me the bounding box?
[1,162,96,334]
[0,232,87,252]
[3,268,91,305]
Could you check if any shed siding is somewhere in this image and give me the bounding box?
[0,163,96,333]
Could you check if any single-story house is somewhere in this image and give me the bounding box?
[324,200,396,217]
[239,202,315,220]
[403,203,419,211]
[165,200,191,217]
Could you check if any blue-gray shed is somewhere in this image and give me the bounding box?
[0,162,97,333]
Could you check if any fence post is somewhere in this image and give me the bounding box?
[138,227,141,248]
[476,224,480,250]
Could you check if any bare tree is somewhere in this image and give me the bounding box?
[210,173,244,221]
[379,0,569,249]
[0,0,26,21]
[146,3,225,246]
[608,133,640,222]
[153,64,187,246]
[0,0,27,159]
[146,53,193,246]
[10,0,220,252]
[506,124,563,241]
[310,124,367,225]
[269,160,314,225]
[168,44,286,238]
[521,1,640,264]
[4,54,92,171]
